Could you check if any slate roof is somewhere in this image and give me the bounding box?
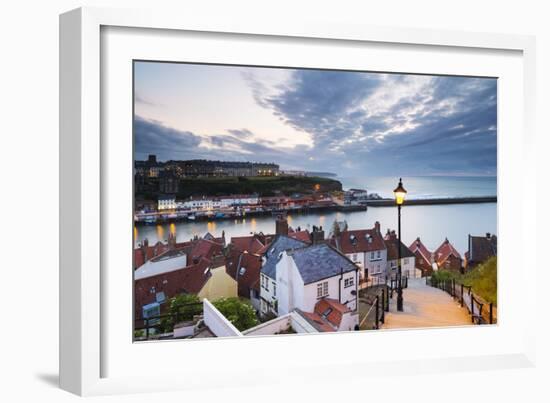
[261,236,308,279]
[288,243,358,284]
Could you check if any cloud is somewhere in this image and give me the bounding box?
[135,94,160,107]
[135,66,497,177]
[249,70,497,176]
[134,116,202,160]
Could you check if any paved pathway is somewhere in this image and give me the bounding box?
[382,278,472,329]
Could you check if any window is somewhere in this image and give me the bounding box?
[273,282,277,296]
[344,277,354,288]
[404,258,409,265]
[352,253,357,261]
[155,292,166,304]
[377,250,381,259]
[239,267,246,276]
[142,302,161,325]
[317,281,329,298]
[370,252,375,260]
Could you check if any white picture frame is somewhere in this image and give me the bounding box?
[60,6,537,396]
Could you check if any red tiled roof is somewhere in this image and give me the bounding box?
[236,252,262,294]
[189,238,223,262]
[334,228,386,254]
[384,239,415,261]
[134,258,212,318]
[230,235,265,254]
[288,230,311,244]
[299,311,335,332]
[434,238,461,266]
[314,298,350,327]
[409,237,432,265]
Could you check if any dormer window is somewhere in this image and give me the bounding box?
[239,267,246,276]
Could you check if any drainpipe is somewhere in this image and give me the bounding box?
[339,267,343,304]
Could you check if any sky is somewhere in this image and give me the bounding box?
[134,61,497,177]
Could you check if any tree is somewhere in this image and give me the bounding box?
[212,297,259,331]
[160,294,202,332]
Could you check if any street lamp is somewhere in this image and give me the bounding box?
[393,178,407,312]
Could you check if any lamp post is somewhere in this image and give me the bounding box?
[393,178,407,312]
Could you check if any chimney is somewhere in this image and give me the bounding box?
[311,226,325,244]
[275,213,289,236]
[141,238,149,262]
[374,221,381,234]
[486,232,491,239]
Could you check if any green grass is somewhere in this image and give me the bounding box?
[431,257,497,306]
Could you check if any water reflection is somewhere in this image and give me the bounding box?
[135,203,497,256]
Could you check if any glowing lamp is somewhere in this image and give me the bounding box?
[393,178,407,206]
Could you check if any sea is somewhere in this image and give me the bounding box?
[134,176,497,257]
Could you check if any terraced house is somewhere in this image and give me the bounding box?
[259,236,359,321]
[331,221,387,285]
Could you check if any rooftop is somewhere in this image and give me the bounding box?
[288,243,357,284]
[134,248,188,280]
[261,236,308,280]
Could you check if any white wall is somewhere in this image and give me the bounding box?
[243,314,292,335]
[202,299,243,337]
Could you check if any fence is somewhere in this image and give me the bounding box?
[134,302,204,340]
[426,277,497,325]
[359,284,390,330]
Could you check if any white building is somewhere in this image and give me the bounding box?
[219,194,259,207]
[179,198,222,210]
[331,222,388,284]
[259,237,359,327]
[384,233,417,279]
[158,195,176,211]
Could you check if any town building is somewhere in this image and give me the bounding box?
[344,188,369,205]
[465,233,497,269]
[434,238,463,272]
[384,230,417,278]
[134,237,236,319]
[409,237,434,277]
[259,237,359,322]
[296,298,359,332]
[225,251,262,311]
[331,221,387,284]
[158,194,176,210]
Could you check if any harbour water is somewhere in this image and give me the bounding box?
[134,176,497,256]
[338,176,497,199]
[135,203,496,257]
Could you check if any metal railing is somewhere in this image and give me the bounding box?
[426,277,496,325]
[134,302,204,340]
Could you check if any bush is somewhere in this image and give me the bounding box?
[213,297,259,331]
[159,294,202,332]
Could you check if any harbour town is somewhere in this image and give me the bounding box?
[133,157,498,340]
[132,62,498,341]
